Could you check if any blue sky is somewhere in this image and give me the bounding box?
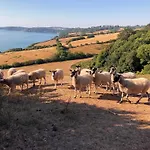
[0,0,150,27]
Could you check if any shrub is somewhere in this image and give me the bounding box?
[87,34,95,38]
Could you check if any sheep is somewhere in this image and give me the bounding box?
[0,69,4,79]
[7,68,17,77]
[0,72,29,94]
[75,65,92,75]
[112,73,150,104]
[91,68,114,94]
[49,69,64,89]
[70,69,93,98]
[28,69,46,87]
[109,66,136,93]
[109,66,136,79]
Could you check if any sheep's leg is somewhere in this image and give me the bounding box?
[7,88,12,95]
[21,84,23,91]
[135,94,144,104]
[39,79,42,85]
[146,92,150,102]
[125,94,131,103]
[118,92,124,103]
[61,80,63,86]
[33,80,35,87]
[74,88,77,98]
[88,85,91,98]
[26,82,28,90]
[43,77,46,84]
[106,84,108,91]
[94,85,98,94]
[109,83,112,92]
[55,81,58,89]
[79,86,82,98]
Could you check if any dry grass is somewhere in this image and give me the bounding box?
[0,47,56,65]
[35,33,118,47]
[0,59,150,149]
[70,33,119,46]
[35,36,78,47]
[70,43,109,54]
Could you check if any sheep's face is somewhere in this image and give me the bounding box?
[28,75,32,80]
[52,71,56,79]
[113,73,121,83]
[91,67,97,77]
[109,66,116,74]
[70,70,77,78]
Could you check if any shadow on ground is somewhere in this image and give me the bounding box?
[0,91,150,150]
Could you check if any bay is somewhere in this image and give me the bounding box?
[0,29,57,52]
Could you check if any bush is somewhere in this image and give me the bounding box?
[141,64,150,74]
[87,34,95,38]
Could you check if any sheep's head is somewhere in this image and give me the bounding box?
[0,79,8,85]
[113,73,121,83]
[49,70,57,79]
[70,69,78,78]
[109,66,116,74]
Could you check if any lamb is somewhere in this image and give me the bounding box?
[0,72,29,94]
[70,69,93,98]
[0,69,4,79]
[49,69,64,89]
[7,68,17,77]
[28,69,46,86]
[112,73,150,104]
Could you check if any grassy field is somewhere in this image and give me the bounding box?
[0,58,150,150]
[70,33,118,46]
[0,47,56,65]
[70,43,109,54]
[35,32,118,47]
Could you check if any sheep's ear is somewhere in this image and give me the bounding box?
[49,70,52,72]
[69,69,72,72]
[98,70,103,73]
[86,71,92,75]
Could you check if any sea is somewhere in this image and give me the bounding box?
[0,29,57,52]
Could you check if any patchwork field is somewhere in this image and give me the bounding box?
[35,32,118,47]
[0,47,56,65]
[1,58,150,149]
[69,33,119,46]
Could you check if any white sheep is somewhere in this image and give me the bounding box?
[0,72,29,94]
[109,66,136,93]
[28,69,46,86]
[0,69,4,79]
[70,69,93,98]
[7,68,17,77]
[92,68,114,94]
[112,73,150,104]
[109,66,136,79]
[49,69,64,89]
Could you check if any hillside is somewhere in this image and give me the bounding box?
[0,58,150,149]
[0,32,117,68]
[0,47,56,65]
[81,27,150,73]
[35,32,118,47]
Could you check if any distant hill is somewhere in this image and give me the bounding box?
[0,26,66,33]
[0,25,143,35]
